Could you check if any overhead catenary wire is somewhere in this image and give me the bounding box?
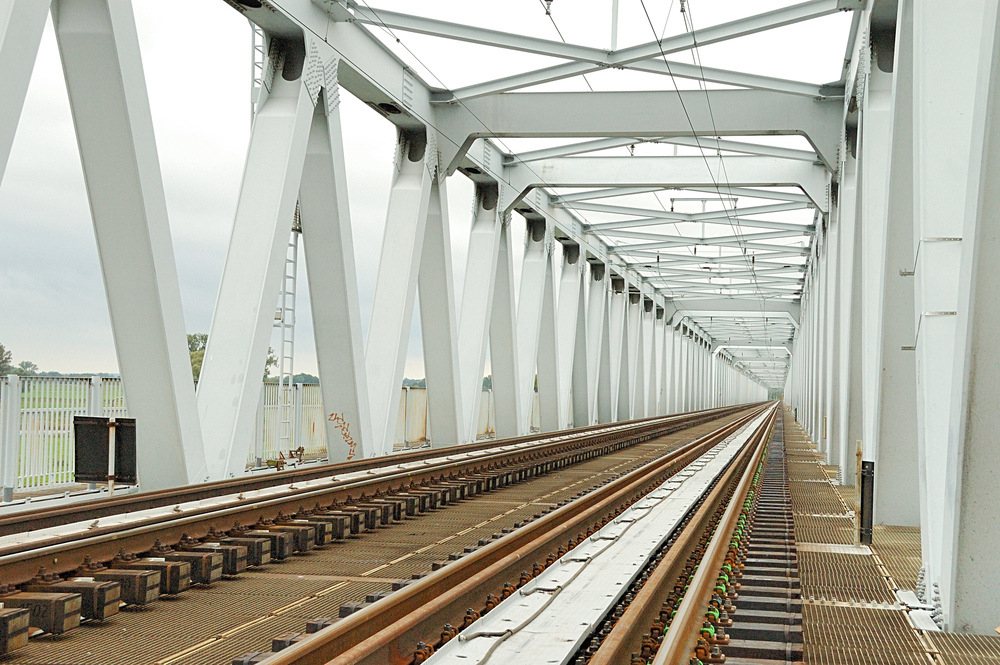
[635,0,787,384]
[334,1,779,386]
[683,0,788,381]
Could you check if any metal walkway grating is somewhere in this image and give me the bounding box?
[930,631,1000,664]
[802,605,928,665]
[798,551,896,604]
[871,525,922,590]
[794,515,856,545]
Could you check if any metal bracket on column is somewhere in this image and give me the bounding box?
[859,460,875,545]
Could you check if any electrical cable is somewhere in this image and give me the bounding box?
[636,0,792,385]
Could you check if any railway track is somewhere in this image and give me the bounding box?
[0,405,762,665]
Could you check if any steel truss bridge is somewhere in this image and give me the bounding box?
[2,0,1000,641]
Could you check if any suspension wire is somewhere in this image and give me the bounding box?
[332,1,777,383]
[636,0,785,385]
[534,0,595,92]
[683,0,789,380]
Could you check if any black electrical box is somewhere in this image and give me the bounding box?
[74,417,110,483]
[73,417,138,485]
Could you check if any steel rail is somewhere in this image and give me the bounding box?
[588,403,778,665]
[261,405,773,665]
[652,405,778,665]
[0,406,754,586]
[0,405,754,538]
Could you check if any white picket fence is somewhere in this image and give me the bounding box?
[0,375,515,495]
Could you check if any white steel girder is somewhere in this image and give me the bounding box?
[511,137,817,165]
[365,130,435,456]
[53,0,207,489]
[299,84,373,463]
[239,0,804,324]
[198,38,315,479]
[536,245,559,433]
[489,222,521,438]
[606,287,627,421]
[418,177,464,447]
[585,264,607,425]
[833,153,858,487]
[946,0,1000,632]
[595,275,613,424]
[457,185,502,444]
[570,271,589,428]
[0,1,47,184]
[440,91,842,174]
[515,222,551,434]
[511,156,830,213]
[911,0,987,625]
[555,247,583,430]
[867,23,918,523]
[439,0,860,101]
[346,3,838,100]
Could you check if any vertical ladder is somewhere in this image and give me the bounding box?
[250,22,266,120]
[274,204,301,459]
[251,21,302,466]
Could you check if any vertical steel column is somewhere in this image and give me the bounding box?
[658,312,672,414]
[586,262,608,423]
[867,18,920,525]
[299,81,374,461]
[0,375,18,501]
[536,246,559,433]
[418,178,464,446]
[642,302,655,415]
[458,184,501,443]
[365,129,434,455]
[678,328,690,412]
[607,281,626,420]
[823,205,841,466]
[652,307,665,415]
[941,0,1000,632]
[490,221,522,438]
[671,328,682,413]
[0,1,47,183]
[55,0,206,488]
[596,271,614,423]
[911,0,987,607]
[571,271,590,427]
[515,219,550,433]
[836,153,859,486]
[624,292,641,419]
[555,244,583,429]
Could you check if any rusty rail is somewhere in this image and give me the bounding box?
[0,406,756,586]
[262,404,773,665]
[651,405,778,665]
[0,404,756,539]
[587,405,776,665]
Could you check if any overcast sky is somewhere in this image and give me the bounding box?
[0,0,849,378]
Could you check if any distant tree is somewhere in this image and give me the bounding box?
[16,361,38,376]
[190,350,205,383]
[402,378,426,388]
[265,347,278,380]
[188,334,209,384]
[187,333,208,353]
[292,373,319,384]
[0,343,12,374]
[482,375,493,390]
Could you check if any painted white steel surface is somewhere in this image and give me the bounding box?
[427,411,770,665]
